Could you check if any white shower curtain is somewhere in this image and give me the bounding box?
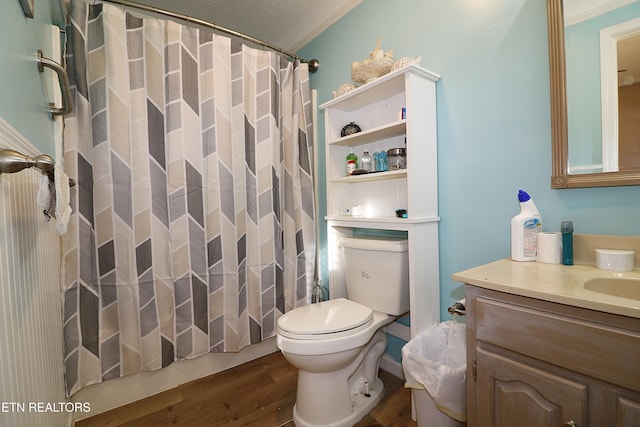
[61,1,315,395]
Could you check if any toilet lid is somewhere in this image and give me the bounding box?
[277,298,373,337]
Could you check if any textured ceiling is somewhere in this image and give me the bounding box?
[129,0,363,53]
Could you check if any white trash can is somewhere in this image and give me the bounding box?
[402,320,467,427]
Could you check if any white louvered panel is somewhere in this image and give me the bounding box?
[0,125,68,426]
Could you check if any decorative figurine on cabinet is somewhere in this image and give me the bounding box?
[332,83,358,98]
[391,56,421,72]
[351,38,394,84]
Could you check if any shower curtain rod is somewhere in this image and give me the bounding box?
[97,0,320,73]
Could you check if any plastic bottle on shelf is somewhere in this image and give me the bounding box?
[510,189,542,262]
[346,148,358,176]
[361,151,372,172]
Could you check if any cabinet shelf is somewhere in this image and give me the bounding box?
[329,120,406,147]
[320,64,440,112]
[331,169,406,183]
[327,216,440,229]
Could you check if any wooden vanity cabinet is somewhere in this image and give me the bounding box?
[465,285,640,427]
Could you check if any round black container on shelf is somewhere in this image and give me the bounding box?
[341,122,361,137]
[387,148,406,170]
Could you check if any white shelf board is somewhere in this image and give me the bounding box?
[330,169,406,183]
[329,121,406,147]
[320,64,441,112]
[326,216,440,231]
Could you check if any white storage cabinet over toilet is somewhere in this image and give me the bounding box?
[321,64,441,338]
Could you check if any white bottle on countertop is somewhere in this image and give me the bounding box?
[511,189,542,262]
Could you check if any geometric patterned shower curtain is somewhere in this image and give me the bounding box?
[61,1,315,396]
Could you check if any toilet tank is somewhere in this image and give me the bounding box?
[340,236,409,315]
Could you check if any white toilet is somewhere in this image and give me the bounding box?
[276,236,409,427]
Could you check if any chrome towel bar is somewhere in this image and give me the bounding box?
[0,148,75,187]
[36,50,73,119]
[0,148,54,174]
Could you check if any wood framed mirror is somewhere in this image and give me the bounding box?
[548,0,640,188]
[18,0,34,18]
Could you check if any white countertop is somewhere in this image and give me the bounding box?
[453,259,640,319]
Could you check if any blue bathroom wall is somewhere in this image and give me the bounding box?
[0,0,58,154]
[565,2,640,170]
[299,0,640,326]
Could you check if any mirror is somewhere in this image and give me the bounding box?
[549,0,640,188]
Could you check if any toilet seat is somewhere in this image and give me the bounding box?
[277,299,373,340]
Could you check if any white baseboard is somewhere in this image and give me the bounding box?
[380,353,405,380]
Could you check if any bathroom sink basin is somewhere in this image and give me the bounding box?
[583,277,640,301]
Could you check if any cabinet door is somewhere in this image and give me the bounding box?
[476,347,586,427]
[615,395,640,427]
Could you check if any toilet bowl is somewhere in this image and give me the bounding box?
[277,299,395,427]
[276,236,410,427]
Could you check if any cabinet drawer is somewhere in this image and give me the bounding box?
[475,296,640,392]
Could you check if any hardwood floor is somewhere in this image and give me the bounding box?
[75,351,416,427]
